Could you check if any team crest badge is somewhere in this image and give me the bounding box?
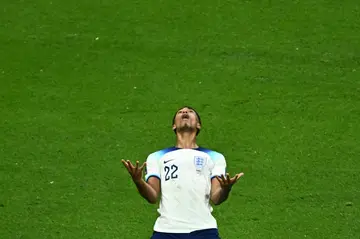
[194,156,206,171]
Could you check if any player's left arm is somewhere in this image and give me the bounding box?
[210,154,244,205]
[210,173,243,205]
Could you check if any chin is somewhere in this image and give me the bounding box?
[179,125,196,132]
[181,123,192,128]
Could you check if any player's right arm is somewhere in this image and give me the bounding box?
[122,153,161,204]
[133,176,160,204]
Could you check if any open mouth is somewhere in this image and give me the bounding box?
[182,114,189,120]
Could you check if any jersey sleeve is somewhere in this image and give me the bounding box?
[210,153,227,179]
[144,152,161,182]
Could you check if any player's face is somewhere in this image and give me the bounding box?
[172,107,201,133]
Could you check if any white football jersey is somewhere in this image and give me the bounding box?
[144,147,227,233]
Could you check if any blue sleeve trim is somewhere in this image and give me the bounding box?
[195,147,224,162]
[145,174,160,182]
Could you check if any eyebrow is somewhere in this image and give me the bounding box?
[178,109,194,113]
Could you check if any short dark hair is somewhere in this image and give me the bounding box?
[172,106,202,135]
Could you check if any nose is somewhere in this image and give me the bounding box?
[180,109,189,114]
[181,111,189,118]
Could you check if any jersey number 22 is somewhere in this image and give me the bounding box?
[164,165,178,181]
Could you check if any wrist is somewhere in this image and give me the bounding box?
[134,178,144,185]
[222,184,232,192]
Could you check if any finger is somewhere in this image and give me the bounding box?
[226,173,231,183]
[215,176,223,186]
[126,160,137,174]
[127,160,135,169]
[135,161,139,170]
[139,162,146,170]
[221,174,227,185]
[235,173,244,180]
[232,173,244,183]
[121,159,130,170]
[122,160,134,175]
[237,172,244,179]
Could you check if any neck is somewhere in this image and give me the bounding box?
[175,132,198,149]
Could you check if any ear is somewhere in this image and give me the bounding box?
[196,123,201,130]
[172,124,176,131]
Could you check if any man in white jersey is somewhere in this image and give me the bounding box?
[122,106,244,239]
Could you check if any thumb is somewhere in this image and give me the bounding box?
[236,173,244,180]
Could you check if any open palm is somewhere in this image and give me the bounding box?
[215,172,244,189]
[122,159,146,183]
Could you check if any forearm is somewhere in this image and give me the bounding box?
[134,179,158,204]
[211,186,232,205]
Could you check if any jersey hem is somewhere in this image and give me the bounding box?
[153,227,218,234]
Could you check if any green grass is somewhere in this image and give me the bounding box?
[1,0,360,238]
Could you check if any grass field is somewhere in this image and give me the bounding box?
[1,0,360,238]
